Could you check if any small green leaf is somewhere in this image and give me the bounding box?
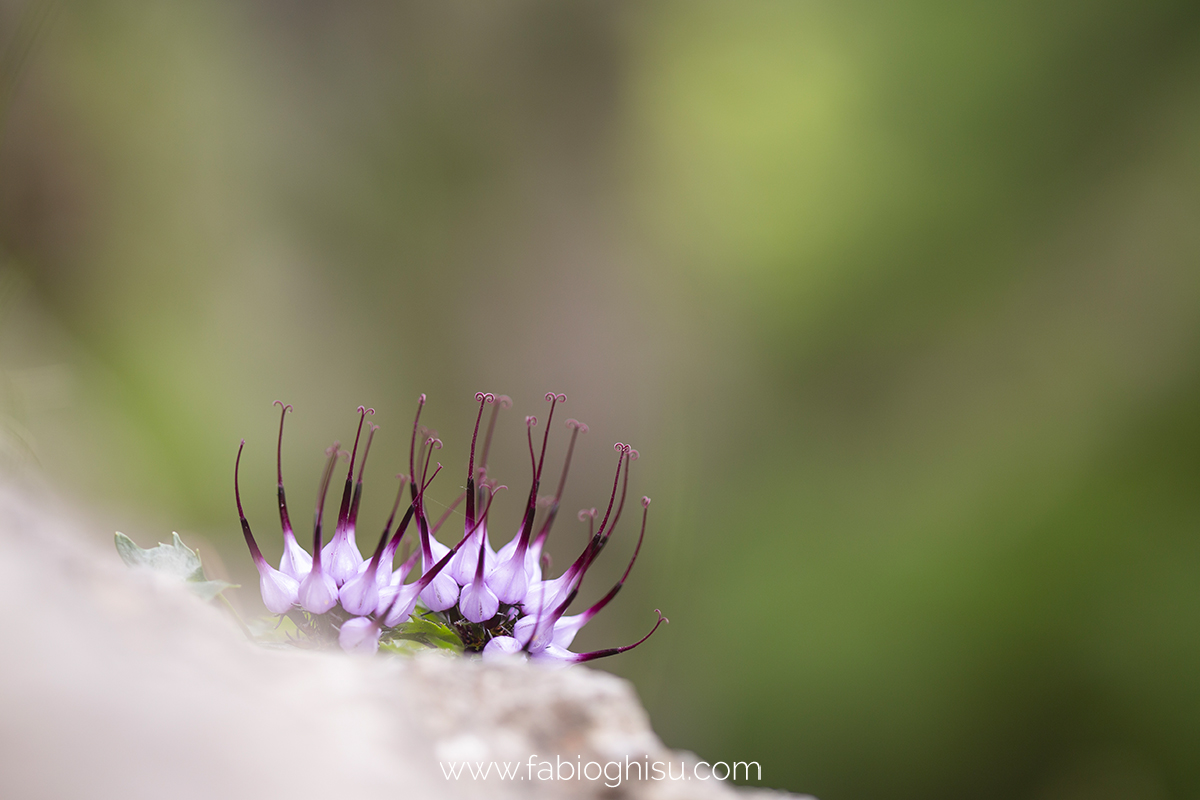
[115,531,201,579]
[114,531,235,600]
[381,616,464,654]
[379,638,435,655]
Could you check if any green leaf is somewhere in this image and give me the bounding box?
[114,531,235,601]
[381,616,464,654]
[379,638,435,656]
[115,531,201,578]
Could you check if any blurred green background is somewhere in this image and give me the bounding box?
[4,1,1200,797]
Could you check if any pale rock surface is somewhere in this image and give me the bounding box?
[0,482,808,800]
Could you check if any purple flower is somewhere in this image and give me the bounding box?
[457,482,505,624]
[519,443,635,620]
[236,391,665,662]
[482,635,523,659]
[482,610,667,667]
[338,616,382,654]
[514,495,648,650]
[234,440,298,614]
[447,394,509,586]
[271,403,313,581]
[296,443,341,614]
[320,407,375,586]
[529,611,668,667]
[379,524,473,627]
[484,395,565,605]
[338,479,408,616]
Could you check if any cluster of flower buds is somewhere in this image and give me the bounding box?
[234,392,666,665]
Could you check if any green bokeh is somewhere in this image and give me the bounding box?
[4,2,1200,798]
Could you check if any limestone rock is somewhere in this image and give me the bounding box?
[0,483,809,799]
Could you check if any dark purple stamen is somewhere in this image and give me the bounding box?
[234,440,266,566]
[536,393,565,481]
[273,401,295,539]
[532,418,588,552]
[367,476,408,566]
[408,393,426,501]
[506,394,562,565]
[466,392,495,531]
[580,497,650,620]
[310,443,340,567]
[578,446,630,565]
[347,421,379,531]
[477,395,511,495]
[544,446,630,597]
[596,444,634,541]
[416,437,443,562]
[368,456,446,578]
[419,437,441,496]
[535,499,642,645]
[414,428,437,495]
[335,406,373,535]
[572,610,668,663]
[587,445,635,566]
[524,497,649,653]
[580,445,637,575]
[385,504,419,565]
[593,445,630,542]
[525,416,538,478]
[388,461,442,562]
[505,420,539,566]
[474,484,507,582]
[375,456,446,581]
[379,491,493,621]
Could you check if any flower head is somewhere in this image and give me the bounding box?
[235,392,665,662]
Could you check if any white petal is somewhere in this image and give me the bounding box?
[338,570,380,616]
[482,636,526,663]
[257,566,299,614]
[278,536,313,582]
[418,570,459,612]
[529,644,574,668]
[382,584,420,628]
[322,534,364,586]
[338,617,381,654]
[458,580,499,624]
[485,556,528,605]
[298,567,339,614]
